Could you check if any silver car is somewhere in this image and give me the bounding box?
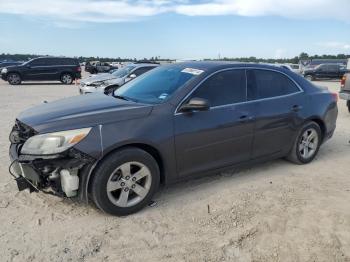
[79,63,159,94]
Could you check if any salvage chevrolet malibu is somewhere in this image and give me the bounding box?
[9,62,338,216]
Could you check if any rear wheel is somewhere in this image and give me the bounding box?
[7,73,21,85]
[60,73,73,85]
[91,148,160,216]
[305,75,314,81]
[287,121,322,164]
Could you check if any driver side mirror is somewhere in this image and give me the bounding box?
[179,97,210,112]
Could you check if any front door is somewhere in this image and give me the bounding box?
[174,69,255,177]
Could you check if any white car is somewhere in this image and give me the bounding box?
[79,63,159,95]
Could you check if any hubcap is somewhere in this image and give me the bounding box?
[106,162,152,207]
[62,74,72,84]
[299,128,318,159]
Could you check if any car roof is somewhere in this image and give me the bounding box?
[130,63,160,67]
[34,56,77,60]
[167,61,292,73]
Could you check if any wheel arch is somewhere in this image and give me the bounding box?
[304,117,326,141]
[85,143,166,200]
[6,71,22,80]
[60,71,74,79]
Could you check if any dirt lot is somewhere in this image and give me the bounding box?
[0,75,349,262]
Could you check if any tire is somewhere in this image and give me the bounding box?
[287,121,322,164]
[104,85,119,95]
[305,75,314,81]
[91,148,160,216]
[347,101,350,113]
[60,73,73,85]
[7,73,21,85]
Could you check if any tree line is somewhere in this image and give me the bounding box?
[1,52,349,64]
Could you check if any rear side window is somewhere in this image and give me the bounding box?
[191,69,246,107]
[247,69,300,100]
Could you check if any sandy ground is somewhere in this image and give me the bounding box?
[0,74,350,262]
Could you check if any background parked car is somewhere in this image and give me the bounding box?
[0,61,23,71]
[84,61,117,74]
[0,57,81,85]
[303,63,347,81]
[79,63,159,94]
[339,73,350,112]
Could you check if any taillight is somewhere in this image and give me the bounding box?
[331,92,338,103]
[341,75,346,89]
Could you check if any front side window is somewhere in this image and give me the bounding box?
[29,58,47,66]
[190,69,246,107]
[112,65,136,78]
[247,69,300,100]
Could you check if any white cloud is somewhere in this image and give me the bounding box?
[0,0,349,23]
[317,42,350,50]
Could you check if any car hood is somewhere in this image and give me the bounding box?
[81,74,118,84]
[17,94,153,133]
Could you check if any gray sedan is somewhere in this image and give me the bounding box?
[79,63,159,94]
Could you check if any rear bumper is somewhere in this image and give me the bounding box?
[339,91,350,100]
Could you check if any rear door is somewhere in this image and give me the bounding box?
[174,69,256,177]
[327,64,340,79]
[247,69,305,159]
[315,65,328,79]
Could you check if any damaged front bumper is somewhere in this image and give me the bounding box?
[9,143,96,201]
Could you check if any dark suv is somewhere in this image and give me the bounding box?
[303,63,347,81]
[1,57,81,85]
[9,62,337,216]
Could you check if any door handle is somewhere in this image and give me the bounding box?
[291,105,302,112]
[239,115,254,123]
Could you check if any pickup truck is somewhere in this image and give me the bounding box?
[339,73,350,112]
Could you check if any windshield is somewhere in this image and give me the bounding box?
[112,65,136,78]
[114,66,202,104]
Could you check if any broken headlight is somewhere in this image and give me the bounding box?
[21,127,91,155]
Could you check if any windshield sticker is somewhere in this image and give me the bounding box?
[158,93,168,99]
[181,68,204,75]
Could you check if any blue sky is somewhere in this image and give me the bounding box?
[0,0,349,59]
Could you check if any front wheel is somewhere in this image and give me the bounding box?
[104,85,119,95]
[7,73,21,85]
[287,121,322,164]
[60,73,73,84]
[91,148,160,216]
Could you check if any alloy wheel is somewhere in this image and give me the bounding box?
[299,128,319,159]
[106,161,152,208]
[61,74,73,84]
[8,74,21,85]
